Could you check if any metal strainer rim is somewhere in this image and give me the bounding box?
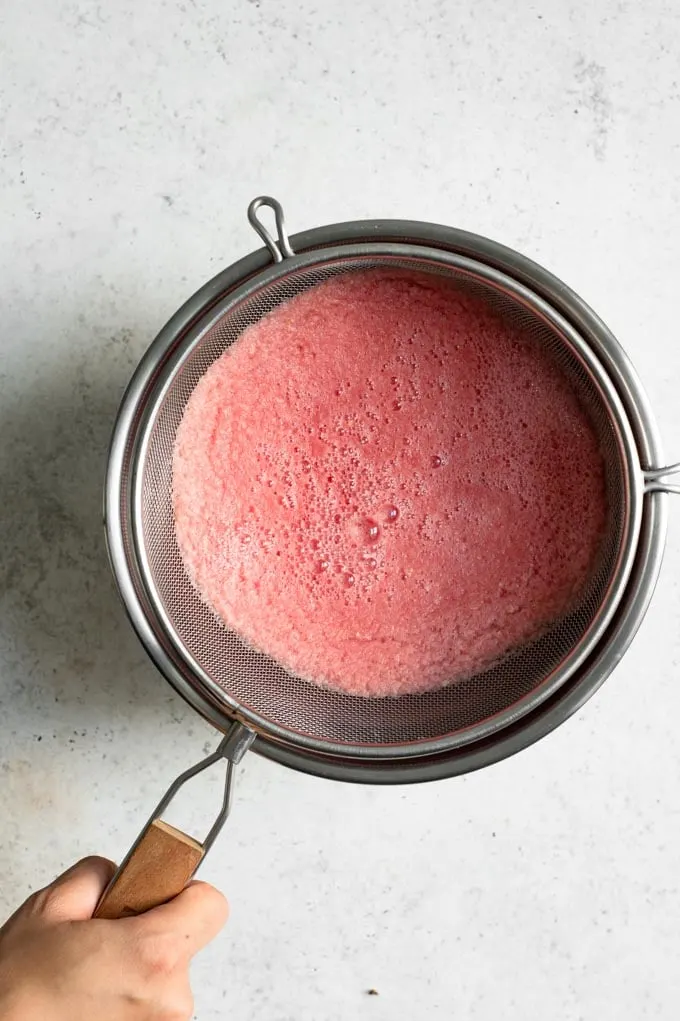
[113,239,644,762]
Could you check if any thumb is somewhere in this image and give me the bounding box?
[35,856,117,922]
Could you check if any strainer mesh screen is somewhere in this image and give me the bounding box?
[139,255,626,748]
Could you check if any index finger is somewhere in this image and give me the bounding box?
[33,856,118,923]
[135,881,229,957]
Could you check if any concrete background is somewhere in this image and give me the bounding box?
[1,2,679,1018]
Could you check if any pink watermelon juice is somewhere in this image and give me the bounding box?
[173,271,606,697]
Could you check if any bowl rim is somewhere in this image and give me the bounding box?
[104,213,669,783]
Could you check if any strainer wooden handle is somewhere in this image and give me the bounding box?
[95,820,204,919]
[95,723,255,920]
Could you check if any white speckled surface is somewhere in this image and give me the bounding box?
[1,1,680,1018]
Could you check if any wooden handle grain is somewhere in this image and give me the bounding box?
[95,820,204,920]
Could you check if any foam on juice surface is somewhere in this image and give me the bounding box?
[172,271,607,697]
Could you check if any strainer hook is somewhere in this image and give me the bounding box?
[644,462,680,496]
[248,195,295,263]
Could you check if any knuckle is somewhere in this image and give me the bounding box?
[33,885,68,920]
[138,932,184,977]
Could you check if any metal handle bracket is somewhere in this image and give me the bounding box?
[94,722,256,918]
[644,462,680,496]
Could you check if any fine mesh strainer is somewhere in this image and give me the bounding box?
[96,197,679,919]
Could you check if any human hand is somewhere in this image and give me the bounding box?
[0,856,228,1020]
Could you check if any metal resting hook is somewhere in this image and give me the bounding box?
[247,195,296,263]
